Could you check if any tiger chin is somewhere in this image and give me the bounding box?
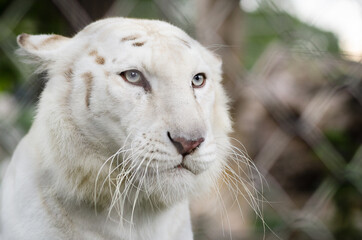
[0,17,232,240]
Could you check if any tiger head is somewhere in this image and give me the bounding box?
[18,17,232,209]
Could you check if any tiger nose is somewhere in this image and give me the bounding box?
[167,132,204,156]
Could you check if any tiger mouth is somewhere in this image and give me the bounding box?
[174,162,194,174]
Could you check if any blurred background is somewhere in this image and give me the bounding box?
[0,0,361,239]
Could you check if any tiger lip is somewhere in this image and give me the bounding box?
[174,162,194,174]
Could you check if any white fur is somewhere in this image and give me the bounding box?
[0,18,232,240]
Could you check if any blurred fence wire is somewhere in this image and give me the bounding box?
[0,0,361,240]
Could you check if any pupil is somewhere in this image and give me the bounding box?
[195,75,202,82]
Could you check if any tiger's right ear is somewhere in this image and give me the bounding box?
[17,33,70,62]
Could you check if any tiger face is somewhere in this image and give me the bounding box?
[17,18,232,208]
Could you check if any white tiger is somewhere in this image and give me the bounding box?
[0,17,232,240]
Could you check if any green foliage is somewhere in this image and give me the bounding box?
[325,129,359,160]
[333,182,362,240]
[14,105,35,131]
[128,0,161,20]
[243,10,340,69]
[254,207,285,235]
[0,57,18,92]
[0,0,69,93]
[12,0,68,35]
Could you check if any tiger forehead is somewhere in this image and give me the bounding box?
[119,33,191,49]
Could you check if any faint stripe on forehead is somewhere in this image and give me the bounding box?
[176,37,191,49]
[121,34,147,47]
[133,42,145,47]
[121,35,141,41]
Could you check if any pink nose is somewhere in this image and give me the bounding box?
[168,132,204,156]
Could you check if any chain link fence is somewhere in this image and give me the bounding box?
[0,0,361,239]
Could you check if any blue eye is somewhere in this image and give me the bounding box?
[119,69,151,92]
[192,73,206,88]
[122,70,141,83]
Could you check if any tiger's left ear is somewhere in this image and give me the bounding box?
[17,33,70,61]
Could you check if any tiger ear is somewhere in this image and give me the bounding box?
[17,33,70,61]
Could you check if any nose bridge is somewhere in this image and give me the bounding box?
[161,83,206,139]
[152,42,206,138]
